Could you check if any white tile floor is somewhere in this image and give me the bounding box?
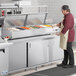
[9,43,76,76]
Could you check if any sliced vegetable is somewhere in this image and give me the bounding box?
[20,27,30,29]
[35,25,43,28]
[43,25,53,27]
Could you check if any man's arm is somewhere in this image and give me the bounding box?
[57,22,61,27]
[61,16,71,34]
[53,22,61,27]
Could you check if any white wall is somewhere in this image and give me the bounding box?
[0,0,12,3]
[17,0,38,5]
[38,0,76,23]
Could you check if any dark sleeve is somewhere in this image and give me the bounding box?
[61,16,71,34]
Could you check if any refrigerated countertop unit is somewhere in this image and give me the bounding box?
[1,13,63,73]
